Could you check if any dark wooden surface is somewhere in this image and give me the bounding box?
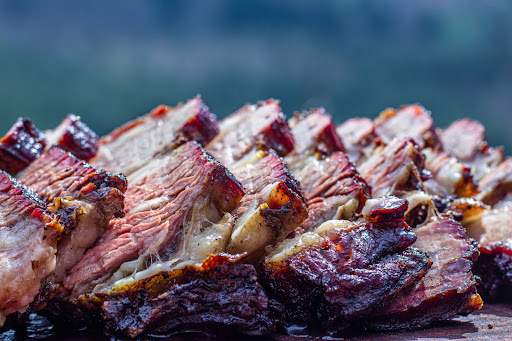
[2,304,512,340]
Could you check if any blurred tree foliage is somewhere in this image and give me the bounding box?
[0,0,511,152]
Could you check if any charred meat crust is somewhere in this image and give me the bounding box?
[94,254,274,339]
[20,146,127,228]
[473,245,512,301]
[0,118,46,175]
[262,197,431,330]
[50,114,99,162]
[365,218,482,331]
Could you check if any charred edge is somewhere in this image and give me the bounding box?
[55,115,99,162]
[179,100,219,146]
[0,118,46,175]
[473,246,512,302]
[98,255,274,339]
[258,112,295,157]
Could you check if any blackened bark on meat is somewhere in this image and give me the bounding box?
[48,115,99,161]
[0,118,46,175]
[262,197,430,331]
[365,218,482,331]
[466,203,512,301]
[97,254,274,339]
[473,245,512,301]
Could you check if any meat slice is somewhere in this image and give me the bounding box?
[441,118,503,180]
[16,147,127,304]
[284,108,344,172]
[95,254,274,339]
[422,148,478,197]
[336,117,379,165]
[294,153,370,233]
[477,157,512,206]
[366,218,482,330]
[63,141,244,297]
[282,109,367,233]
[207,100,306,260]
[467,202,512,301]
[224,150,307,259]
[358,138,427,198]
[0,118,46,175]
[45,114,99,162]
[0,171,62,327]
[262,197,431,331]
[91,96,218,176]
[207,99,294,165]
[374,105,441,150]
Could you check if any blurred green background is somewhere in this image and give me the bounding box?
[1,0,511,152]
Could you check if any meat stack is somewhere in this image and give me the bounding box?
[0,97,510,339]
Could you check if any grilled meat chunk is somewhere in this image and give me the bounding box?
[467,202,512,301]
[336,117,379,165]
[422,148,478,197]
[207,99,294,165]
[262,197,430,331]
[284,108,344,172]
[0,171,62,327]
[92,96,218,176]
[94,254,274,339]
[366,218,482,330]
[207,100,306,260]
[0,118,46,175]
[374,105,441,150]
[225,150,307,258]
[46,114,99,162]
[63,141,244,297]
[17,147,127,302]
[359,138,428,198]
[284,110,368,233]
[477,158,512,206]
[294,152,370,233]
[441,118,503,180]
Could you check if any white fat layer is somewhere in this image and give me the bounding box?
[361,198,381,217]
[107,198,229,290]
[266,220,359,265]
[402,191,436,226]
[226,183,277,255]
